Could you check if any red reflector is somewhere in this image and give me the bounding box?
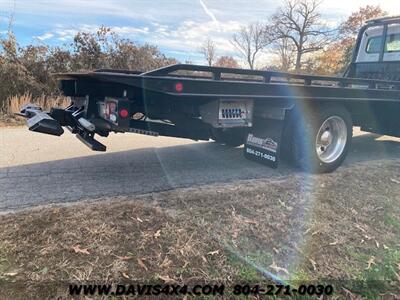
[119,108,129,118]
[175,82,183,93]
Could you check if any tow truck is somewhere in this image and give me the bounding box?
[20,16,400,173]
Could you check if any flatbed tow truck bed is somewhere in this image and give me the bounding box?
[19,16,400,173]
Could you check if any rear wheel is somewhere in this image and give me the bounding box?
[211,128,246,147]
[291,105,352,173]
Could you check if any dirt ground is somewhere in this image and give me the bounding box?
[0,160,399,299]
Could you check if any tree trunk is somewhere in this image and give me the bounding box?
[295,40,303,71]
[295,51,302,71]
[248,58,254,70]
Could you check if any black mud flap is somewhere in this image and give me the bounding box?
[244,118,286,169]
[19,104,64,136]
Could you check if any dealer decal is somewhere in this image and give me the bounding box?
[246,134,278,153]
[243,118,286,169]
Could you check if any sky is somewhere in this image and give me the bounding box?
[0,0,399,65]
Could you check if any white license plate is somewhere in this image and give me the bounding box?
[218,100,252,125]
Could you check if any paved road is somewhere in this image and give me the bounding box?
[1,127,400,211]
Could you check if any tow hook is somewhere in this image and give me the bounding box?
[18,104,64,136]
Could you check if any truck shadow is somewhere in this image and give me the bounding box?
[0,133,399,210]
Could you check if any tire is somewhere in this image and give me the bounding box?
[211,128,246,147]
[290,105,352,173]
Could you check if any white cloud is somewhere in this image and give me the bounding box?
[112,26,150,35]
[4,0,400,65]
[35,32,54,41]
[40,19,244,60]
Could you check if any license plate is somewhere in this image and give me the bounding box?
[218,100,252,126]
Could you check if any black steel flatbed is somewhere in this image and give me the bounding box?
[58,64,400,103]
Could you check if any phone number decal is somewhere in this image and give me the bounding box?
[246,147,276,161]
[232,284,334,296]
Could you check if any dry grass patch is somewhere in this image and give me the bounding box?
[0,202,240,299]
[0,160,399,299]
[0,93,70,126]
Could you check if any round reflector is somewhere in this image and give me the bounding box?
[119,108,129,118]
[175,82,183,93]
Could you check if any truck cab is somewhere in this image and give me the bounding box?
[346,16,400,81]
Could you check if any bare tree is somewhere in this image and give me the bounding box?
[214,56,240,68]
[273,35,296,71]
[200,38,216,66]
[231,22,267,69]
[270,0,333,71]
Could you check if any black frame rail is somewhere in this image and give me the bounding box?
[142,64,400,91]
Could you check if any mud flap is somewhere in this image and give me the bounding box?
[244,118,287,169]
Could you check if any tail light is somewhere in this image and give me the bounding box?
[174,82,183,93]
[99,97,130,126]
[99,99,118,123]
[119,108,129,118]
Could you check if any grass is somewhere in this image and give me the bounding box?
[344,246,400,299]
[0,160,399,299]
[0,246,12,282]
[384,213,400,233]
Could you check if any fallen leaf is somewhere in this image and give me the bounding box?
[207,250,219,256]
[364,234,373,240]
[395,272,400,281]
[116,255,133,261]
[159,257,172,268]
[309,258,317,271]
[269,261,289,274]
[72,245,90,255]
[342,287,355,299]
[366,256,376,270]
[355,224,366,233]
[122,272,130,279]
[158,275,176,284]
[137,258,148,271]
[244,219,258,225]
[383,244,389,250]
[154,230,161,238]
[390,178,400,184]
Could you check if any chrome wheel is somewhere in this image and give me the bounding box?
[315,116,347,163]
